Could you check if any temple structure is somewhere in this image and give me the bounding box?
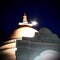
[0,13,60,60]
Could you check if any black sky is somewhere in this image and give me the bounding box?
[0,0,60,43]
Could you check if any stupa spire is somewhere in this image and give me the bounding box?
[18,13,33,26]
[23,12,28,23]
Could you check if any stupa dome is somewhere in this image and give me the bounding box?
[10,27,38,40]
[10,13,38,40]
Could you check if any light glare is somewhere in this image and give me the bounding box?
[31,21,38,26]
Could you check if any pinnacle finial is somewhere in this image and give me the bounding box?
[19,13,33,26]
[23,12,28,23]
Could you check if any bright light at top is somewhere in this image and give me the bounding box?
[31,21,38,26]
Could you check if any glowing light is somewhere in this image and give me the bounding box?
[22,28,37,37]
[31,21,38,26]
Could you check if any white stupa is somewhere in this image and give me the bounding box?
[10,13,38,40]
[0,13,38,60]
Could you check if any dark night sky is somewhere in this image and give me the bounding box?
[0,0,60,43]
